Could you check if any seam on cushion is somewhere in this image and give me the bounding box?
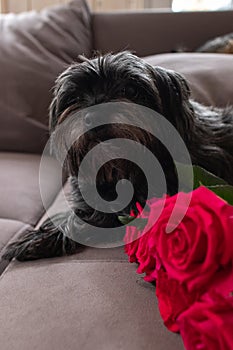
[33,182,69,229]
[0,223,32,255]
[55,259,129,264]
[8,259,130,271]
[0,223,32,277]
[31,184,66,228]
[0,260,131,282]
[0,259,131,282]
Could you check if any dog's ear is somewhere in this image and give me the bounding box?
[49,71,70,133]
[49,66,78,133]
[151,67,193,131]
[49,94,58,132]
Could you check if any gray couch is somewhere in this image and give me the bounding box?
[0,1,233,349]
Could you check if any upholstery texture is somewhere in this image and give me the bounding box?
[144,53,233,107]
[0,260,184,350]
[0,219,32,274]
[0,0,92,153]
[35,181,72,227]
[0,220,30,256]
[93,10,233,57]
[0,153,61,225]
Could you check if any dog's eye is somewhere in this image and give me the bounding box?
[121,85,138,99]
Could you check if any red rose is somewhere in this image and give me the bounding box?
[146,187,233,291]
[178,294,233,350]
[135,230,157,282]
[207,265,233,299]
[156,264,233,333]
[156,269,200,333]
[123,187,233,345]
[124,225,141,263]
[124,204,158,282]
[124,206,143,262]
[125,226,158,282]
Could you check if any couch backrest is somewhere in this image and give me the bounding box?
[93,10,233,57]
[1,4,233,154]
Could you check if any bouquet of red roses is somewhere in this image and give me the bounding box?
[120,166,233,350]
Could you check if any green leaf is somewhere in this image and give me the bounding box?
[174,162,194,191]
[118,216,148,230]
[206,185,233,206]
[118,215,135,225]
[119,167,233,230]
[175,162,228,190]
[193,166,227,189]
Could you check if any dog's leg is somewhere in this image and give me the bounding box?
[2,212,82,261]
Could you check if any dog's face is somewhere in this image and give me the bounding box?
[50,52,194,215]
[50,51,192,129]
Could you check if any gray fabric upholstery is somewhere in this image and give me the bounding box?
[93,10,233,57]
[0,219,32,274]
[0,0,92,153]
[0,260,184,350]
[0,220,30,256]
[144,53,233,106]
[0,153,61,225]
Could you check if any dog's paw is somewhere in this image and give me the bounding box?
[2,216,82,261]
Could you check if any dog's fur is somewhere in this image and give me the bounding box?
[3,51,233,261]
[173,33,233,54]
[197,33,233,54]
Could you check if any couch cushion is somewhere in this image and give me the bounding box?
[0,219,32,274]
[144,53,233,107]
[0,260,184,350]
[0,219,30,256]
[0,0,91,153]
[0,153,61,225]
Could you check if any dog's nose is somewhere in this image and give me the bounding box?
[84,113,92,127]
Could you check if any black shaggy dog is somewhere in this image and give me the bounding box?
[3,51,233,261]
